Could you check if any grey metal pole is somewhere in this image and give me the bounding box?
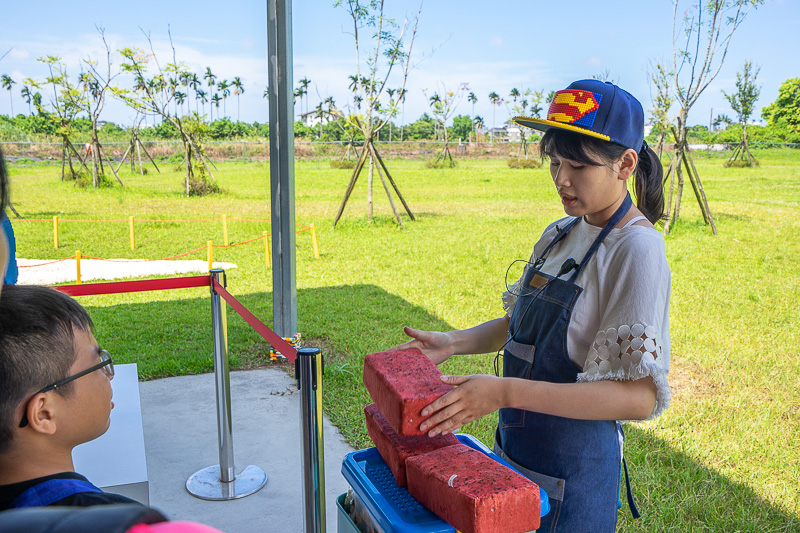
[186,269,268,500]
[210,269,235,483]
[267,0,297,338]
[296,347,326,533]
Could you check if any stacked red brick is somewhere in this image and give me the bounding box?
[363,349,540,533]
[364,403,459,487]
[363,348,454,436]
[407,445,540,533]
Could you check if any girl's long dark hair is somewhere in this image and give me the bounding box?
[0,147,7,212]
[539,129,665,223]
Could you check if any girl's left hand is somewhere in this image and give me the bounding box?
[419,374,508,437]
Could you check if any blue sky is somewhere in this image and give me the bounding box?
[0,0,795,129]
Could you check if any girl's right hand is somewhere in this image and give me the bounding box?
[392,326,454,365]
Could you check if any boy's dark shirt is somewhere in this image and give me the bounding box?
[0,472,140,511]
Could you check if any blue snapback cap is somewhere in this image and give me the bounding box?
[513,79,645,152]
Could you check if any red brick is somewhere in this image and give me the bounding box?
[364,403,459,487]
[363,348,454,436]
[406,444,541,533]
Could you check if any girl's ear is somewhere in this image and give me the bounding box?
[25,394,58,436]
[617,149,639,181]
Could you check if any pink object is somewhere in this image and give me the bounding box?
[364,403,459,486]
[406,444,541,533]
[127,522,225,533]
[362,348,454,436]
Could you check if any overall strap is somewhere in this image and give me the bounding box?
[617,423,641,519]
[533,216,581,268]
[568,192,633,283]
[9,478,103,509]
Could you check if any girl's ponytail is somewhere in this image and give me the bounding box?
[633,143,665,224]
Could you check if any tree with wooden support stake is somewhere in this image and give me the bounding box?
[118,30,218,197]
[664,0,763,236]
[722,60,761,168]
[424,83,467,168]
[115,113,161,176]
[332,0,422,229]
[66,28,125,188]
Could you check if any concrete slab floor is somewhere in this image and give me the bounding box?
[139,368,355,533]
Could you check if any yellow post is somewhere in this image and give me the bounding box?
[222,214,229,246]
[263,231,271,266]
[207,241,213,271]
[129,216,135,250]
[76,251,82,285]
[53,216,59,249]
[310,223,320,259]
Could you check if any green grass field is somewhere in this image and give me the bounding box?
[6,148,799,531]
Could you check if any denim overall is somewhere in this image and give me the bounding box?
[494,194,635,532]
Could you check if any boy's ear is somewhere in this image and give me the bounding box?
[24,394,58,436]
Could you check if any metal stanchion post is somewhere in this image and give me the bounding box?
[186,269,268,500]
[296,347,326,533]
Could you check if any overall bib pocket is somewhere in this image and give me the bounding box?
[494,441,566,530]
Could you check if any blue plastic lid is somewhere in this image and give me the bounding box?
[341,433,549,533]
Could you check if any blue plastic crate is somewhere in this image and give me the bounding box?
[341,433,549,533]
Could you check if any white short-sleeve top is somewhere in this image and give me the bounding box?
[503,216,671,422]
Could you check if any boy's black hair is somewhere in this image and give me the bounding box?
[0,285,94,452]
[540,129,665,224]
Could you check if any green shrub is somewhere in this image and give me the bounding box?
[329,159,356,169]
[507,158,541,169]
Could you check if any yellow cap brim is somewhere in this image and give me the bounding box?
[512,116,610,143]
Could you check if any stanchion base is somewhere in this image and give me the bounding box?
[186,464,268,501]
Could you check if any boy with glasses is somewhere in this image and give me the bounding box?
[0,284,141,510]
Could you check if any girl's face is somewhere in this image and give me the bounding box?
[548,149,636,227]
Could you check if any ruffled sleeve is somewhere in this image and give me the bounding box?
[576,227,672,423]
[577,323,671,422]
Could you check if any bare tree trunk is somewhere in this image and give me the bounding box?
[674,149,685,224]
[374,153,403,228]
[662,154,677,236]
[367,155,374,221]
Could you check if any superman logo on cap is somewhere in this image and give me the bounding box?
[547,89,602,128]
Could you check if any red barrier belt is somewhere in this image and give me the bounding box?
[212,279,298,363]
[55,276,211,297]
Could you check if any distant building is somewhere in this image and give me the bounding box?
[299,108,343,128]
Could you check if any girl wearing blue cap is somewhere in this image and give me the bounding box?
[397,79,671,531]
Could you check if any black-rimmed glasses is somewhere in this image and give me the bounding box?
[19,350,114,428]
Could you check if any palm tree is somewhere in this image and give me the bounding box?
[398,88,407,141]
[348,74,359,112]
[428,93,442,140]
[232,77,244,121]
[203,67,216,112]
[263,86,269,100]
[188,73,201,114]
[211,94,222,120]
[299,77,311,116]
[488,91,501,143]
[474,115,485,139]
[467,92,477,140]
[218,79,230,118]
[20,83,32,115]
[196,89,207,117]
[1,75,15,117]
[509,88,520,102]
[175,91,187,118]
